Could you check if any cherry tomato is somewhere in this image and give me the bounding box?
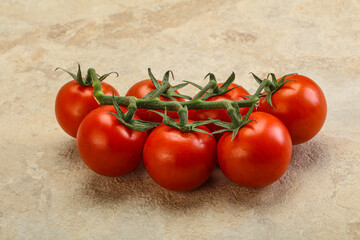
[188,83,249,140]
[125,79,185,122]
[256,74,327,145]
[77,105,148,177]
[55,80,119,138]
[217,112,292,188]
[143,122,217,191]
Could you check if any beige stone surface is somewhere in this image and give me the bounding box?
[1,0,360,239]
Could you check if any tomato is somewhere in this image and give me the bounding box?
[217,112,292,188]
[77,105,148,177]
[188,83,250,140]
[55,80,119,138]
[143,122,217,191]
[256,74,327,145]
[125,79,185,122]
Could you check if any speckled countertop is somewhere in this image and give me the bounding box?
[1,0,359,239]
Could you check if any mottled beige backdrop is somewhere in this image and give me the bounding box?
[1,0,359,239]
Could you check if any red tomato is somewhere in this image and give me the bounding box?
[77,105,148,177]
[217,112,292,187]
[55,80,119,138]
[256,74,327,145]
[143,122,217,191]
[125,79,185,122]
[188,83,250,140]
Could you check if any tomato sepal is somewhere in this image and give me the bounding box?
[150,107,216,135]
[251,72,298,108]
[164,82,192,100]
[183,80,203,90]
[56,64,118,87]
[144,69,191,100]
[98,71,119,81]
[192,72,244,101]
[110,95,159,132]
[212,100,258,142]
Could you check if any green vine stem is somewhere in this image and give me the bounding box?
[178,106,189,127]
[88,68,265,111]
[190,75,217,102]
[124,97,137,123]
[224,101,241,127]
[149,81,171,99]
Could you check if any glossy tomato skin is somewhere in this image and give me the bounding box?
[55,80,119,138]
[77,105,147,177]
[217,112,292,188]
[143,123,217,191]
[256,74,327,145]
[188,83,250,140]
[125,79,185,122]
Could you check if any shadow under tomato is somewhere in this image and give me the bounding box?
[79,163,209,211]
[75,134,330,211]
[55,138,84,171]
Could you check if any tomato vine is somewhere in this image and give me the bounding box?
[55,65,327,190]
[89,68,261,112]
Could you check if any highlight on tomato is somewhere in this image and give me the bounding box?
[55,65,119,138]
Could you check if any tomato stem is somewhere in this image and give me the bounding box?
[205,73,220,94]
[88,68,263,111]
[225,101,241,127]
[254,79,271,97]
[124,97,137,123]
[191,77,217,101]
[178,106,189,127]
[89,68,102,92]
[150,81,171,99]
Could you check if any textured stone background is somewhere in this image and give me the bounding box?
[1,0,359,239]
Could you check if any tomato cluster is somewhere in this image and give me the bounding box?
[55,68,327,191]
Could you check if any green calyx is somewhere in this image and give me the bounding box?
[250,72,298,108]
[212,101,258,142]
[185,72,242,101]
[150,106,215,135]
[142,68,191,101]
[109,95,159,132]
[55,64,118,87]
